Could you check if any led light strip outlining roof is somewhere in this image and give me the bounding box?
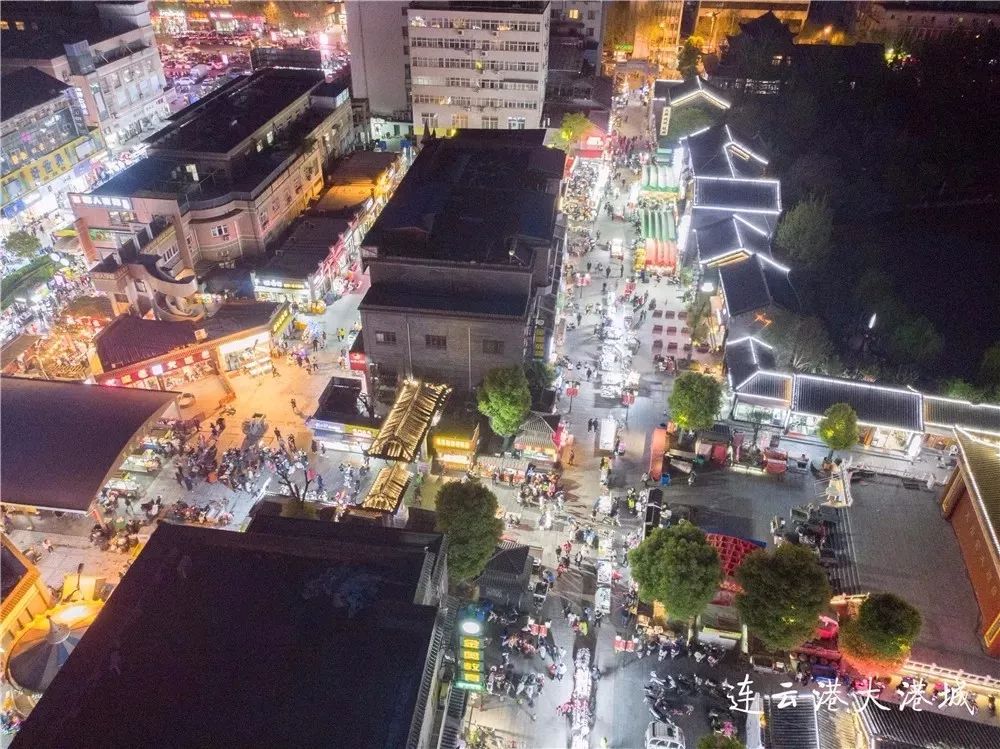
[954,428,1000,557]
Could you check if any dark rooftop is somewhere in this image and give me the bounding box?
[694,176,781,212]
[0,67,69,121]
[361,284,530,319]
[718,254,798,317]
[683,123,769,179]
[94,302,281,372]
[858,698,1000,749]
[11,522,440,749]
[662,76,731,109]
[923,396,1000,436]
[0,2,141,60]
[792,374,924,432]
[309,376,382,430]
[694,214,771,265]
[0,377,176,512]
[740,371,793,403]
[725,335,778,389]
[363,131,563,266]
[146,68,323,154]
[94,315,197,371]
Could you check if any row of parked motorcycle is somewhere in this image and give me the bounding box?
[645,671,737,735]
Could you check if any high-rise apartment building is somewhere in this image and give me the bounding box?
[346,0,413,141]
[549,1,605,47]
[0,1,171,149]
[407,2,551,133]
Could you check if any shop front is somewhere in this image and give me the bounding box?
[218,331,272,377]
[513,413,565,466]
[97,348,217,391]
[306,376,382,455]
[431,407,481,473]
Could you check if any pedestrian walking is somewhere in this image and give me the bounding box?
[586,261,592,272]
[290,398,297,412]
[556,661,567,680]
[620,265,624,278]
[601,281,607,293]
[174,468,185,486]
[576,312,582,326]
[587,419,593,433]
[274,427,282,440]
[605,266,611,279]
[42,538,54,554]
[569,450,575,465]
[183,475,194,491]
[271,365,280,378]
[586,367,592,381]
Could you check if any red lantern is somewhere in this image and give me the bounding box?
[621,390,636,406]
[566,384,580,398]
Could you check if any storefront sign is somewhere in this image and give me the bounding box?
[217,332,269,357]
[100,348,211,386]
[270,307,291,334]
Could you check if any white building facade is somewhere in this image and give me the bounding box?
[1,1,171,149]
[407,2,550,133]
[549,1,604,46]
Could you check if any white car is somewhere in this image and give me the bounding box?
[646,720,685,749]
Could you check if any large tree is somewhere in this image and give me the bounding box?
[817,402,858,460]
[477,366,531,438]
[775,195,834,265]
[668,372,722,432]
[435,480,504,582]
[678,36,704,77]
[3,230,42,261]
[886,314,943,368]
[762,310,838,373]
[523,360,556,391]
[629,523,722,622]
[840,593,922,671]
[735,544,832,651]
[552,112,593,152]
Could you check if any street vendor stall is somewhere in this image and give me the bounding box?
[513,412,564,466]
[638,208,678,273]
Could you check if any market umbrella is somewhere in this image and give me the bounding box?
[6,602,102,694]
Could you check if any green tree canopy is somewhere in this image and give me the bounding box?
[628,523,722,622]
[736,544,832,651]
[979,343,1000,388]
[678,37,704,77]
[477,366,531,438]
[668,372,722,432]
[840,592,922,669]
[3,230,42,261]
[817,402,858,458]
[697,736,745,749]
[886,314,943,368]
[435,480,503,582]
[762,310,838,373]
[775,195,834,265]
[941,378,987,403]
[552,112,593,152]
[523,360,556,391]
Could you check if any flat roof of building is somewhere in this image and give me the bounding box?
[0,67,70,121]
[0,2,139,60]
[361,283,530,319]
[363,131,563,266]
[0,377,176,512]
[146,68,324,155]
[11,522,439,748]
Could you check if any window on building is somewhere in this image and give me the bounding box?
[421,113,438,131]
[483,339,505,355]
[508,117,526,130]
[109,210,137,225]
[15,21,25,31]
[482,116,498,128]
[210,224,229,238]
[587,28,594,37]
[567,9,580,20]
[425,334,447,349]
[588,10,596,21]
[375,331,397,345]
[452,114,469,129]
